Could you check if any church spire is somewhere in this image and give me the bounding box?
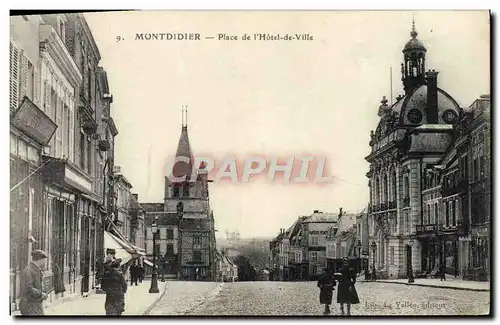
[172,106,193,180]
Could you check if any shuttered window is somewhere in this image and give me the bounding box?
[69,105,75,162]
[19,51,28,104]
[56,96,63,158]
[10,42,20,113]
[63,102,70,159]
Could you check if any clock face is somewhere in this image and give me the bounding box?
[442,110,458,124]
[407,109,423,124]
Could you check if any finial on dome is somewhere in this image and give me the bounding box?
[381,96,388,106]
[410,15,418,38]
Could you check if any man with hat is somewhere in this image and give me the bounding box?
[102,257,127,315]
[19,249,49,315]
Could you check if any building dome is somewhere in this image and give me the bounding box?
[403,20,426,53]
[391,85,462,126]
[403,37,426,52]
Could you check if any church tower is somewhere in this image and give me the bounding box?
[164,107,214,280]
[401,18,427,94]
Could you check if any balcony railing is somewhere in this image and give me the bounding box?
[416,224,437,235]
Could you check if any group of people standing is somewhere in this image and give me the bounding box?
[317,257,360,316]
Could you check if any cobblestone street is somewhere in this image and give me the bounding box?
[149,281,490,316]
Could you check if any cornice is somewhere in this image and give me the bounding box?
[40,24,82,88]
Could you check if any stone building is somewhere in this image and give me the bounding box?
[365,21,489,280]
[161,120,217,280]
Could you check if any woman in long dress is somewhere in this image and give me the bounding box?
[336,257,359,316]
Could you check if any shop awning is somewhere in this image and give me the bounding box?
[104,231,133,265]
[143,260,158,268]
[132,245,146,256]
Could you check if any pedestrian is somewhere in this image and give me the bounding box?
[102,258,128,316]
[336,257,359,316]
[130,264,138,286]
[317,266,336,315]
[19,250,49,316]
[439,263,446,281]
[139,264,145,283]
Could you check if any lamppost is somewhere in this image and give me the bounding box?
[408,238,415,283]
[149,217,159,293]
[370,241,377,281]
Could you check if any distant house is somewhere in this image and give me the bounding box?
[215,249,238,282]
[326,208,366,272]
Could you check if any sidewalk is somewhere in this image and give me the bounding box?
[363,277,490,292]
[44,280,167,315]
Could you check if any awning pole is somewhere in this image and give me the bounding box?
[10,158,52,192]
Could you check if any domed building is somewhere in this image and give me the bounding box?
[365,21,466,279]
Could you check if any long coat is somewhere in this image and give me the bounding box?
[19,262,46,316]
[336,266,359,304]
[102,263,128,316]
[317,271,336,305]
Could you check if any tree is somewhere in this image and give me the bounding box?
[234,255,257,281]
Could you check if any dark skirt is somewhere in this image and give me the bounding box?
[319,288,334,305]
[337,282,359,304]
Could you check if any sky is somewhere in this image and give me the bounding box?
[84,10,490,238]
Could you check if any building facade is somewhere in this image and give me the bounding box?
[365,22,490,281]
[10,13,124,312]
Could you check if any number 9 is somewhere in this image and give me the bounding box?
[116,36,122,42]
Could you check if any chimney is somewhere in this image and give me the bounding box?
[339,207,343,217]
[313,210,319,213]
[425,70,439,124]
[132,193,138,200]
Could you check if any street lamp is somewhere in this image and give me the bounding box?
[408,238,415,283]
[149,217,160,293]
[370,241,377,281]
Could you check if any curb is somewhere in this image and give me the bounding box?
[142,282,169,315]
[361,280,490,292]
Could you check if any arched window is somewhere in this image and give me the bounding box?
[383,174,388,203]
[426,204,431,225]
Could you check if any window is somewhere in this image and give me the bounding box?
[426,204,431,224]
[27,61,34,100]
[172,185,180,198]
[473,158,479,182]
[390,247,395,265]
[166,228,174,240]
[404,210,410,233]
[445,202,450,227]
[391,215,397,233]
[311,236,319,246]
[182,183,189,197]
[27,146,38,163]
[403,175,409,199]
[87,138,92,174]
[452,199,457,226]
[392,170,397,201]
[193,235,201,245]
[18,139,27,159]
[166,244,174,256]
[155,243,161,256]
[311,251,318,262]
[479,156,485,179]
[434,203,438,225]
[59,20,65,42]
[10,134,17,155]
[63,104,70,159]
[193,250,202,262]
